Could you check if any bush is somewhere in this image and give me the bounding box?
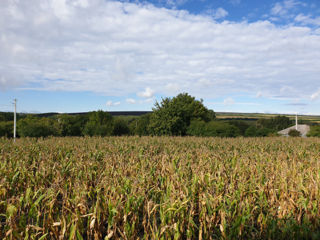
[82,111,113,136]
[228,120,250,135]
[257,116,291,131]
[307,125,320,137]
[132,114,151,136]
[57,115,87,136]
[112,118,130,136]
[0,121,13,137]
[187,120,240,137]
[17,117,59,137]
[245,126,258,137]
[83,122,113,136]
[288,129,301,137]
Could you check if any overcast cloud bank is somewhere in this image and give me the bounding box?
[1,0,320,112]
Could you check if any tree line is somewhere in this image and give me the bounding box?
[1,93,318,138]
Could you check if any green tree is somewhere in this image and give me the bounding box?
[112,118,130,136]
[148,93,215,136]
[288,129,301,137]
[82,111,113,136]
[245,125,258,137]
[136,114,151,136]
[245,125,273,137]
[57,114,87,136]
[228,120,250,135]
[17,116,59,137]
[307,125,320,137]
[0,121,13,137]
[187,120,240,137]
[257,116,291,131]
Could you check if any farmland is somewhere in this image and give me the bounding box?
[1,136,320,239]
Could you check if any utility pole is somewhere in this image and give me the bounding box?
[295,113,298,130]
[13,99,17,142]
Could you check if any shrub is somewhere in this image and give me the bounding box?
[307,125,320,137]
[288,129,301,137]
[17,117,59,137]
[0,121,13,137]
[112,118,130,136]
[187,120,240,137]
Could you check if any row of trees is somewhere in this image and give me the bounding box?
[0,93,308,138]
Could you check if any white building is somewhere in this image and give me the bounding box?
[277,114,310,137]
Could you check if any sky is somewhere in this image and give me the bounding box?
[0,0,320,114]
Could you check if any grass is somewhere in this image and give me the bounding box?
[1,136,320,239]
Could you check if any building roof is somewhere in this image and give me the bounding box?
[278,124,310,137]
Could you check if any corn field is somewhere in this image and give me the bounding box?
[1,136,320,239]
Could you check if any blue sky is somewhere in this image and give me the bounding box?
[1,0,320,114]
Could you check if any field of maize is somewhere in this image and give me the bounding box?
[1,136,320,239]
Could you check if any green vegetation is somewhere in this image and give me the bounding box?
[187,120,240,137]
[1,137,320,239]
[0,121,13,137]
[17,116,60,137]
[1,93,319,138]
[148,93,215,136]
[308,125,320,137]
[289,129,301,137]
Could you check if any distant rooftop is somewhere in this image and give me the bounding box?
[278,125,310,137]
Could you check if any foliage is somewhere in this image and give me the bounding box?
[257,116,291,131]
[0,121,13,137]
[17,116,59,137]
[1,137,320,239]
[82,111,113,136]
[307,125,320,137]
[288,129,301,137]
[57,114,88,136]
[149,93,215,136]
[244,126,274,137]
[0,112,14,121]
[112,118,130,136]
[135,114,151,136]
[228,120,250,135]
[187,120,240,137]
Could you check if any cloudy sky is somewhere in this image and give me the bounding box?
[1,0,320,114]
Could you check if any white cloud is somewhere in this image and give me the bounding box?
[165,83,181,94]
[311,89,320,100]
[271,0,303,17]
[295,14,320,26]
[138,87,154,98]
[230,0,241,6]
[126,98,136,104]
[223,97,235,105]
[0,0,319,103]
[256,91,263,98]
[106,101,121,107]
[0,66,23,90]
[141,98,154,104]
[163,0,188,8]
[205,7,228,20]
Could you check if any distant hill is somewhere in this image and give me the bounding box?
[1,111,320,123]
[32,111,152,118]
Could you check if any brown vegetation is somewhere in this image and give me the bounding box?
[1,136,320,239]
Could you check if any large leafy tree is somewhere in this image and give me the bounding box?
[83,110,113,136]
[148,93,215,136]
[57,114,88,136]
[0,121,13,137]
[17,116,59,137]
